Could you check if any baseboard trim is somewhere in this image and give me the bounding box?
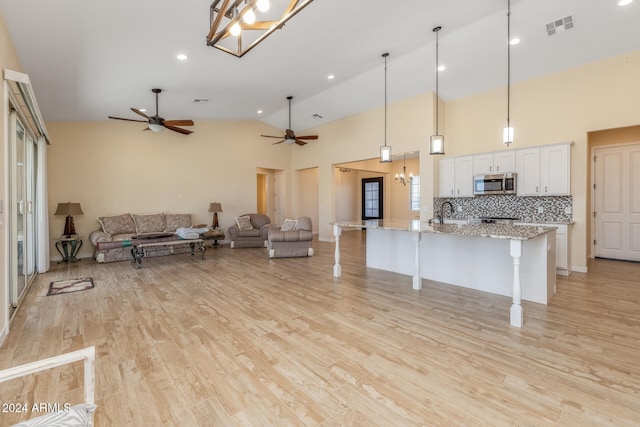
[572,265,588,273]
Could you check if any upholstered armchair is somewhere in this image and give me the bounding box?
[267,216,314,258]
[228,213,271,248]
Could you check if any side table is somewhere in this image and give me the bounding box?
[55,235,83,263]
[201,228,225,247]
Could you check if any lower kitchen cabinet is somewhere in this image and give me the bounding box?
[519,222,571,275]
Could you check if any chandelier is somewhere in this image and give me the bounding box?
[395,154,413,186]
[207,0,315,57]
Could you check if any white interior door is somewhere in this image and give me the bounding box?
[594,143,640,261]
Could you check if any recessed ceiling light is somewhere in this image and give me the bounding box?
[176,53,188,61]
[437,65,446,72]
[510,37,521,45]
[618,0,634,6]
[257,110,263,114]
[327,74,335,80]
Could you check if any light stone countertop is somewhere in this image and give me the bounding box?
[331,219,556,241]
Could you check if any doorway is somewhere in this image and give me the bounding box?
[593,143,640,261]
[362,177,384,220]
[256,168,286,226]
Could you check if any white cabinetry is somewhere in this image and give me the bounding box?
[516,143,570,196]
[473,151,516,174]
[439,156,473,197]
[518,222,571,276]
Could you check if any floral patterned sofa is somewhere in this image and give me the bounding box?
[88,213,195,263]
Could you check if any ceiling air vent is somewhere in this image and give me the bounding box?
[546,15,574,36]
[192,98,209,104]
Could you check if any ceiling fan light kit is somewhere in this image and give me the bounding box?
[108,88,194,135]
[207,0,315,58]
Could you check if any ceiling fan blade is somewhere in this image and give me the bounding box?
[164,124,193,135]
[164,119,194,126]
[131,108,150,119]
[261,135,285,139]
[296,135,318,140]
[295,139,308,146]
[272,140,285,145]
[108,116,148,123]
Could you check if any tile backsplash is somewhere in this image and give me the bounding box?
[434,195,573,223]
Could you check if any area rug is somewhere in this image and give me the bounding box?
[47,277,95,296]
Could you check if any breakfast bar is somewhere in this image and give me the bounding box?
[332,220,557,327]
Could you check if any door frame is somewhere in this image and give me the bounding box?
[590,141,640,260]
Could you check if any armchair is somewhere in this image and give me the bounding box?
[267,216,314,258]
[228,213,271,248]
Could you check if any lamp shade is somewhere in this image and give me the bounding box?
[54,202,84,216]
[208,202,223,213]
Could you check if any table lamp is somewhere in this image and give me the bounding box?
[208,202,223,229]
[54,202,84,237]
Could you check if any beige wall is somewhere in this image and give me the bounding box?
[292,91,438,240]
[46,120,291,259]
[290,50,640,271]
[1,11,24,341]
[442,50,640,271]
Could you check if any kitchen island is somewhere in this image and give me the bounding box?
[331,220,556,327]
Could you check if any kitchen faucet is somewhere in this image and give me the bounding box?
[437,201,454,223]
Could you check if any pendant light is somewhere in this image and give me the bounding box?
[430,26,445,155]
[503,0,514,146]
[380,52,392,162]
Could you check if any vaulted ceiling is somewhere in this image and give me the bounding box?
[1,0,639,132]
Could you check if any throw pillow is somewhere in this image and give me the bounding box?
[98,213,136,235]
[165,213,192,232]
[281,219,298,232]
[235,215,253,230]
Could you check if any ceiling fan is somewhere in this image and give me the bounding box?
[108,88,194,135]
[261,96,318,145]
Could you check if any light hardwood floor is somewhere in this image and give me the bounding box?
[1,231,639,426]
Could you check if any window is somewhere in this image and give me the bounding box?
[410,175,420,211]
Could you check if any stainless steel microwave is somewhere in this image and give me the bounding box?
[473,173,517,195]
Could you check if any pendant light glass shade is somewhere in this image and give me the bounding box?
[430,135,444,155]
[380,52,392,163]
[430,26,445,155]
[380,145,392,162]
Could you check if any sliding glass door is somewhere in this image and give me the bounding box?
[9,111,37,312]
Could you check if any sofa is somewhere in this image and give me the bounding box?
[267,216,314,258]
[228,213,271,248]
[89,212,196,263]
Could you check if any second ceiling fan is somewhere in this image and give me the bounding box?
[261,96,318,146]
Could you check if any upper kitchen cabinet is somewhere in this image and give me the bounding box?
[516,143,571,196]
[473,151,516,174]
[440,156,474,197]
